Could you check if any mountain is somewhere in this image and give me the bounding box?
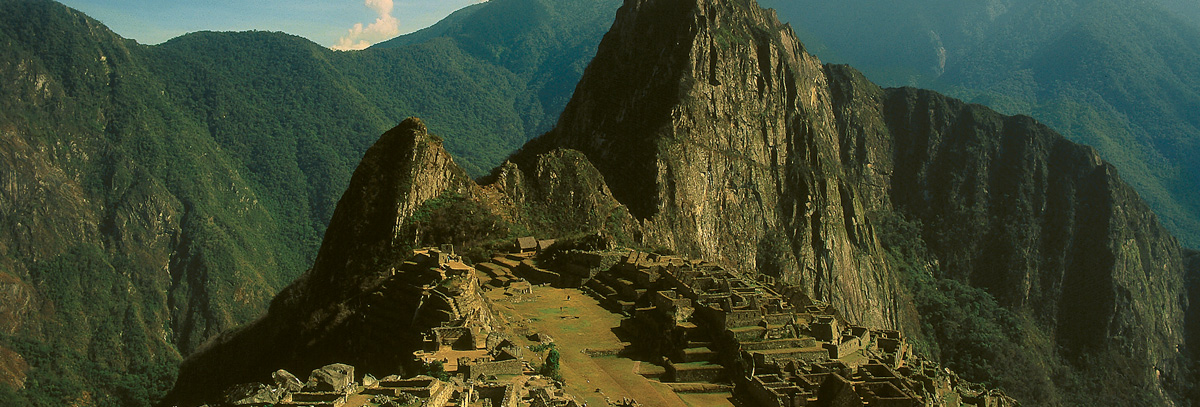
[0,0,619,405]
[1189,250,1200,376]
[167,0,1194,405]
[1155,0,1200,26]
[373,0,621,145]
[758,0,1200,249]
[162,117,635,404]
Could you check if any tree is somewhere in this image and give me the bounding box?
[540,349,563,382]
[423,360,449,382]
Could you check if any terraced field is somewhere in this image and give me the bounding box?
[486,285,737,407]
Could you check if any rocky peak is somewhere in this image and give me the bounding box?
[519,0,901,328]
[272,117,476,314]
[163,119,483,404]
[534,0,815,219]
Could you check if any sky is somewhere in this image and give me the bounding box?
[56,0,486,50]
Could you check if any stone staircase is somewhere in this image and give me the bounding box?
[478,254,525,288]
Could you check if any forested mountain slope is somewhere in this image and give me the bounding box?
[0,0,619,405]
[760,0,1200,248]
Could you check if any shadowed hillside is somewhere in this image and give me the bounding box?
[760,0,1200,248]
[0,0,619,405]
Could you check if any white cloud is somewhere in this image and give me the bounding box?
[331,0,401,51]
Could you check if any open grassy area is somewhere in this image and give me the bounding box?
[678,392,743,407]
[488,285,736,407]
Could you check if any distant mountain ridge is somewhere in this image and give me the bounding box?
[0,0,619,405]
[759,0,1200,248]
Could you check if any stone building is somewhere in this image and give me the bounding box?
[584,250,1015,407]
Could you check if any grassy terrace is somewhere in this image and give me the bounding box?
[487,285,739,407]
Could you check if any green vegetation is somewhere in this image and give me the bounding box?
[1,336,177,407]
[399,192,514,263]
[873,211,1166,405]
[0,0,621,404]
[528,343,557,353]
[764,0,1200,248]
[527,342,564,382]
[540,349,564,382]
[420,360,450,382]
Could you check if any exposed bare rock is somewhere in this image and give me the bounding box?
[482,149,638,241]
[0,345,28,390]
[271,117,477,317]
[515,0,902,328]
[514,0,1189,402]
[0,270,33,335]
[164,119,490,405]
[222,382,279,406]
[271,369,302,393]
[304,363,355,393]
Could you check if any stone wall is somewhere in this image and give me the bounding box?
[516,260,561,285]
[462,358,522,379]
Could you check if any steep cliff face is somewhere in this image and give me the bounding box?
[870,82,1185,400]
[1,0,632,402]
[519,0,1188,402]
[0,4,290,404]
[886,87,1183,363]
[518,0,902,329]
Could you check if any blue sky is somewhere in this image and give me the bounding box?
[57,0,483,49]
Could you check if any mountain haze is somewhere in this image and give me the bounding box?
[760,0,1200,248]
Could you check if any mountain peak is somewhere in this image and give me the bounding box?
[523,0,814,218]
[512,0,901,329]
[272,117,473,313]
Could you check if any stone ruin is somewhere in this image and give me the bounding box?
[209,243,580,407]
[580,250,1017,407]
[208,242,1015,407]
[217,363,356,407]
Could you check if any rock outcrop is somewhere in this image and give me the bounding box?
[269,118,477,317]
[1187,250,1200,367]
[222,382,279,406]
[164,119,630,405]
[514,0,903,329]
[303,363,355,393]
[482,149,638,241]
[163,119,479,404]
